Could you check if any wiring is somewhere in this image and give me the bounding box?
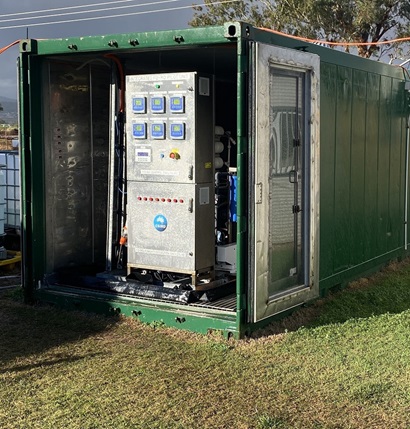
[0,0,185,24]
[259,27,410,47]
[0,40,20,54]
[0,0,241,31]
[104,54,125,113]
[0,0,143,18]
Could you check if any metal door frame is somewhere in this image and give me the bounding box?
[249,42,320,323]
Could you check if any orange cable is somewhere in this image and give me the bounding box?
[258,27,410,47]
[0,40,20,54]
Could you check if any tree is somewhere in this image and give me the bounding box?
[190,0,410,58]
[0,103,3,112]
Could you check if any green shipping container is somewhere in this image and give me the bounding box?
[19,22,410,338]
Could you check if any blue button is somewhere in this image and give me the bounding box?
[151,123,165,139]
[151,96,165,113]
[170,96,185,113]
[170,123,185,140]
[132,97,146,113]
[133,123,147,139]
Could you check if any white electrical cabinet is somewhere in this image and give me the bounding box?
[125,72,215,277]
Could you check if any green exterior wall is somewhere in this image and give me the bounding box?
[319,63,407,290]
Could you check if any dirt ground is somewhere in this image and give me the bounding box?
[0,265,21,288]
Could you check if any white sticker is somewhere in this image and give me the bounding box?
[135,147,151,163]
[140,170,179,176]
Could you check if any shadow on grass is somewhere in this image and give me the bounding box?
[0,289,117,367]
[0,352,105,374]
[253,260,410,338]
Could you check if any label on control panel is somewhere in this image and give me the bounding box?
[151,96,165,113]
[170,123,185,140]
[133,123,147,139]
[170,96,185,113]
[153,214,168,232]
[132,96,147,113]
[135,146,152,162]
[151,123,166,139]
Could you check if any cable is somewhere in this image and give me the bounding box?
[0,40,20,54]
[104,54,125,113]
[258,27,410,47]
[0,0,185,24]
[0,0,141,18]
[0,0,241,31]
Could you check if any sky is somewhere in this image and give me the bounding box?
[0,0,197,99]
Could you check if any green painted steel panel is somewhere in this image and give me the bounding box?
[334,66,353,272]
[319,63,337,279]
[364,73,381,261]
[22,26,230,56]
[319,64,408,292]
[349,69,367,265]
[377,76,392,255]
[35,288,239,338]
[389,80,406,249]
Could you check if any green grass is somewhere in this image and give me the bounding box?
[1,260,410,428]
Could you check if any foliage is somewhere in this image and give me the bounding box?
[0,103,3,112]
[190,0,410,58]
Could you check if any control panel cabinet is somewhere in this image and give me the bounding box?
[126,72,214,184]
[126,72,215,277]
[127,181,214,273]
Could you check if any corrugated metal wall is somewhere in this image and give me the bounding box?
[320,62,407,286]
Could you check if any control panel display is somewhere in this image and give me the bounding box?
[151,123,166,139]
[151,96,165,113]
[133,123,147,139]
[170,123,185,140]
[135,146,151,162]
[170,96,185,113]
[132,97,147,113]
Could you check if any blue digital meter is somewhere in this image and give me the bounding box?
[170,123,185,140]
[132,97,146,113]
[133,123,147,139]
[170,96,185,113]
[151,123,165,139]
[151,96,165,113]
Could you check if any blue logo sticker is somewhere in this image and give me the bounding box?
[153,214,168,232]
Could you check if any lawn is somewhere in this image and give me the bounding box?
[1,261,410,428]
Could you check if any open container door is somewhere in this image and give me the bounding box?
[250,42,320,322]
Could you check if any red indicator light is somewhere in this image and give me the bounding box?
[161,198,165,202]
[155,198,159,202]
[179,199,184,203]
[143,197,147,201]
[173,199,178,203]
[149,197,153,201]
[167,198,171,202]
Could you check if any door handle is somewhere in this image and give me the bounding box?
[289,170,298,183]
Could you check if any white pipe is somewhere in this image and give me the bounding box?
[400,58,410,67]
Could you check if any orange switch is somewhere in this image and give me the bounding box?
[169,151,180,160]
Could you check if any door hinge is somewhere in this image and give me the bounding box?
[293,138,301,147]
[292,204,301,213]
[255,182,262,204]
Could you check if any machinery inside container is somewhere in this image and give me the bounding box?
[41,43,239,310]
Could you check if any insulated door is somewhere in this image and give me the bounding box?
[251,43,320,322]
